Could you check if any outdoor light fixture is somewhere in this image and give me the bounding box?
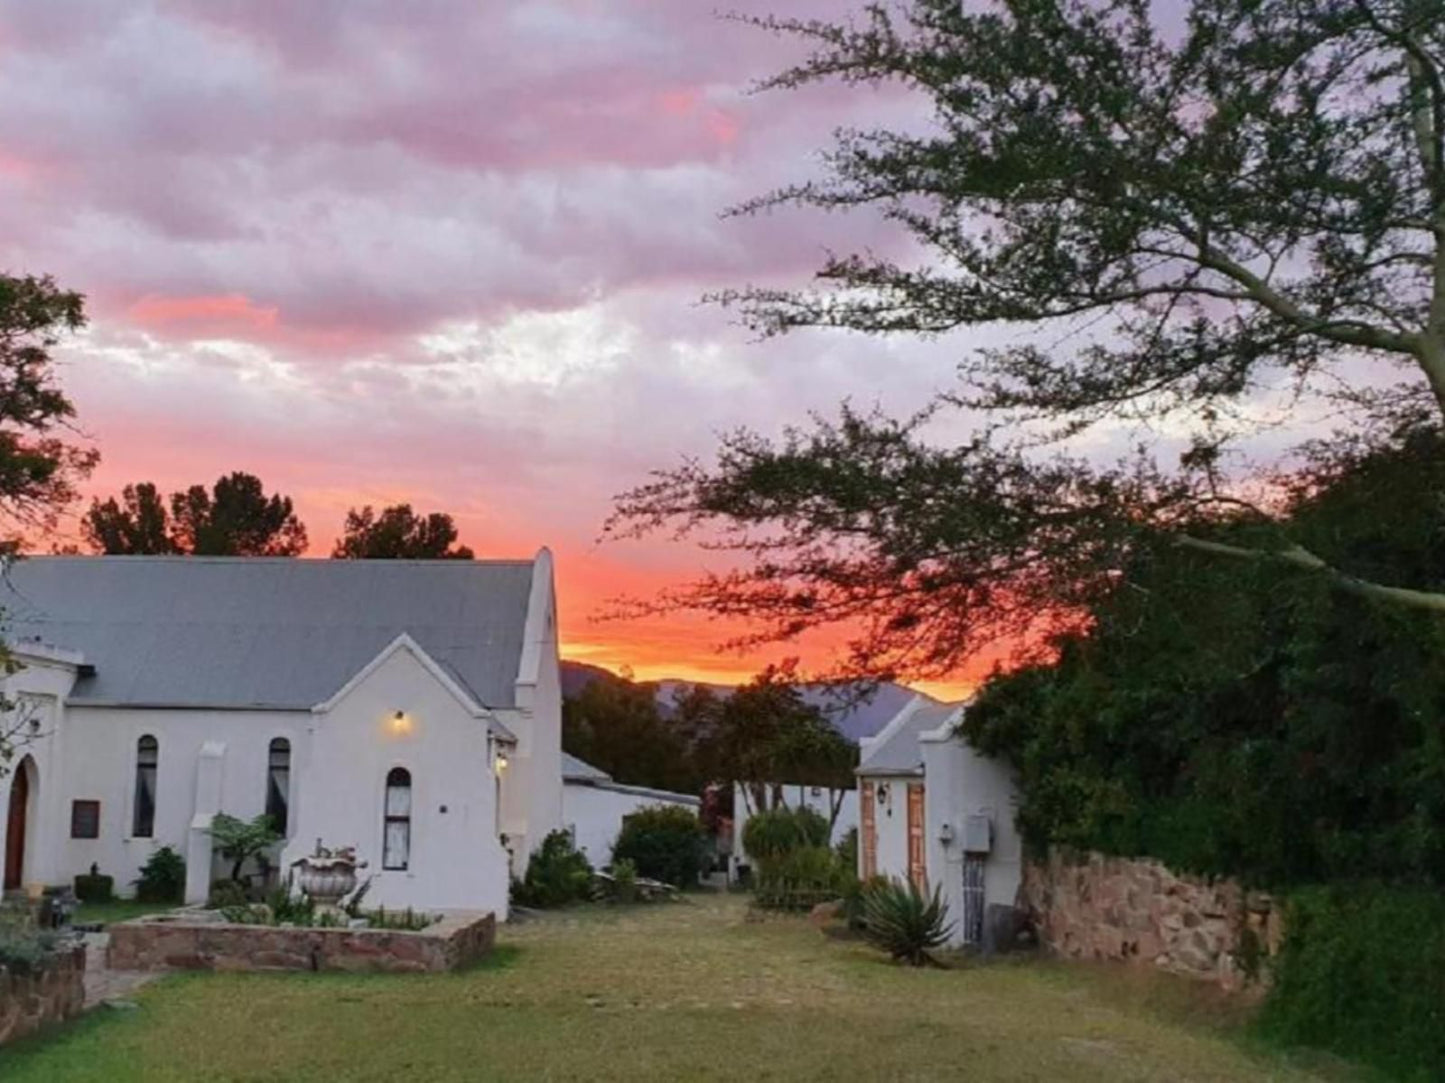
[495,749,510,773]
[389,710,413,735]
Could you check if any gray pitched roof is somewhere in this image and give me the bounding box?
[0,556,537,710]
[562,752,612,782]
[857,699,962,776]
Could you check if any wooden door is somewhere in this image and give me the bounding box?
[860,781,877,879]
[4,767,28,890]
[906,783,926,891]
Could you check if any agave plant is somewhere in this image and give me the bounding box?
[860,878,954,966]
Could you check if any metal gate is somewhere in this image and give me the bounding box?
[961,856,986,946]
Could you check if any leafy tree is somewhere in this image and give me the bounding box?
[563,672,702,795]
[331,503,474,559]
[82,482,177,555]
[613,0,1445,681]
[962,425,1445,887]
[0,272,97,775]
[171,472,308,556]
[0,274,97,539]
[610,804,709,887]
[207,812,282,886]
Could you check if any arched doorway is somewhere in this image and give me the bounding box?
[4,757,36,891]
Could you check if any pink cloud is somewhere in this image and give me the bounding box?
[129,293,279,331]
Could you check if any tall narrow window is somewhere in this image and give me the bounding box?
[133,736,158,838]
[265,738,291,835]
[382,767,412,871]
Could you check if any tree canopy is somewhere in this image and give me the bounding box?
[84,472,308,556]
[963,426,1445,887]
[612,0,1445,681]
[0,273,97,545]
[331,503,474,559]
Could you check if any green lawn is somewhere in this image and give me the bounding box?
[3,894,1368,1082]
[72,899,177,927]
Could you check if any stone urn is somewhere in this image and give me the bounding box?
[292,842,367,913]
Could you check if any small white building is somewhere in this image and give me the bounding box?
[857,696,1021,948]
[0,552,652,919]
[561,753,699,867]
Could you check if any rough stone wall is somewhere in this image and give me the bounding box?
[0,943,87,1047]
[1020,850,1282,993]
[107,911,494,974]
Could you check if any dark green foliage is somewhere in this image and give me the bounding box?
[134,846,185,904]
[742,806,830,862]
[0,273,97,542]
[73,872,114,904]
[0,924,59,975]
[610,805,708,888]
[511,830,593,909]
[834,827,858,874]
[207,879,247,910]
[859,878,953,966]
[609,858,638,904]
[87,472,308,556]
[331,503,474,559]
[563,671,704,796]
[207,812,281,887]
[753,845,854,913]
[1260,886,1445,1081]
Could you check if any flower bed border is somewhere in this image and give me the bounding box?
[107,910,493,973]
[0,942,86,1047]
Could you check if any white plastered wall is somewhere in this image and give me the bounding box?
[562,784,699,868]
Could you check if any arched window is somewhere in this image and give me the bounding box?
[266,738,291,836]
[382,767,412,870]
[133,736,158,838]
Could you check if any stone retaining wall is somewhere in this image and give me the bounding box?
[107,911,494,974]
[0,943,86,1047]
[1020,850,1282,993]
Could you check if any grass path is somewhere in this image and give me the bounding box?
[1,894,1366,1081]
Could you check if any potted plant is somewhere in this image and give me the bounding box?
[291,841,367,914]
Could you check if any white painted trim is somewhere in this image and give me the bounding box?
[918,704,969,745]
[7,642,85,669]
[311,633,487,720]
[514,548,553,692]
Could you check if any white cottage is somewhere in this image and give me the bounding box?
[560,754,700,867]
[857,696,1022,948]
[0,553,579,918]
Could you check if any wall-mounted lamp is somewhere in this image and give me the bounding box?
[937,822,955,846]
[389,710,413,736]
[495,749,510,774]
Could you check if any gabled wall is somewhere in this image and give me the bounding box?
[286,643,510,915]
[504,549,563,863]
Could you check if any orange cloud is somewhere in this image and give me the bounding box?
[129,293,279,331]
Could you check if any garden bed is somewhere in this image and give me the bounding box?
[107,909,494,974]
[0,941,86,1047]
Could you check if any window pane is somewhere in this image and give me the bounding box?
[266,769,289,835]
[71,800,100,839]
[133,766,156,837]
[385,780,411,817]
[383,820,410,870]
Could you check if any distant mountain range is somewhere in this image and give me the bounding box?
[559,660,937,744]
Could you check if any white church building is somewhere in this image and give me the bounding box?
[0,552,684,918]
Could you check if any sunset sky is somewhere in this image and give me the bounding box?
[0,1,990,698]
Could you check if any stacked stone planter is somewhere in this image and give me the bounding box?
[0,942,86,1047]
[1021,849,1283,994]
[108,910,494,974]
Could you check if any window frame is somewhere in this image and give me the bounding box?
[70,799,101,840]
[382,766,412,871]
[265,736,292,837]
[132,735,158,838]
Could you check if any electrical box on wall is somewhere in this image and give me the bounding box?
[963,814,993,854]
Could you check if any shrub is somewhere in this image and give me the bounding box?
[742,806,830,862]
[1259,885,1445,1079]
[207,879,248,910]
[0,925,60,975]
[610,858,638,904]
[860,878,954,966]
[834,827,858,874]
[208,812,281,887]
[754,845,853,912]
[511,830,593,908]
[611,805,708,887]
[134,846,186,903]
[73,871,114,904]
